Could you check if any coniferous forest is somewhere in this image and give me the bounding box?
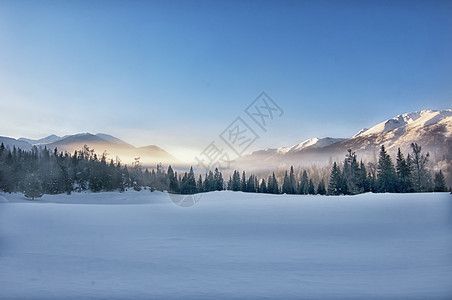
[0,142,448,199]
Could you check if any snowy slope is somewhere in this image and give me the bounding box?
[278,137,346,154]
[354,109,452,138]
[345,109,452,155]
[1,191,451,299]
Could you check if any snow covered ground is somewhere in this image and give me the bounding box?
[1,191,451,299]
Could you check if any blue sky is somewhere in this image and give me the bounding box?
[0,0,451,161]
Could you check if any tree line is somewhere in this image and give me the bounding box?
[326,144,447,195]
[0,143,224,198]
[0,142,448,199]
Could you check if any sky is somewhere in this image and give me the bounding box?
[0,0,451,162]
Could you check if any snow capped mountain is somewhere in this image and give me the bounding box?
[277,137,347,154]
[354,109,451,138]
[240,109,452,170]
[346,109,452,155]
[1,108,450,169]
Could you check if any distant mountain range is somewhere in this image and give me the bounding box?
[0,133,177,166]
[1,109,451,170]
[237,109,452,170]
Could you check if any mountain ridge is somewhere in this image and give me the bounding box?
[0,133,178,166]
[1,108,450,168]
[238,108,451,170]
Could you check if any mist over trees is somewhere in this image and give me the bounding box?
[0,142,448,199]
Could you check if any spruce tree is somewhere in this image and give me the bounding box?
[410,143,432,192]
[267,175,273,193]
[23,173,43,200]
[377,145,397,193]
[246,175,256,192]
[227,176,232,190]
[282,171,291,194]
[259,178,267,193]
[342,149,356,194]
[231,170,241,191]
[197,174,204,193]
[434,170,447,192]
[241,171,247,192]
[289,166,296,194]
[270,172,279,194]
[167,165,179,193]
[308,179,315,195]
[214,168,224,191]
[317,179,326,195]
[187,167,197,194]
[395,148,412,193]
[356,160,369,193]
[328,162,342,195]
[204,170,214,191]
[298,170,309,194]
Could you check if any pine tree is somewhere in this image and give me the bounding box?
[377,145,397,193]
[342,149,355,194]
[410,143,432,192]
[259,178,267,193]
[241,171,247,192]
[231,170,241,191]
[204,171,214,191]
[167,165,179,193]
[267,175,273,193]
[227,176,232,190]
[246,175,256,192]
[289,166,296,194]
[395,148,412,193]
[269,172,279,194]
[308,179,315,195]
[187,167,197,194]
[356,160,369,193]
[214,168,224,191]
[23,173,43,200]
[434,170,447,192]
[317,179,326,195]
[328,162,342,195]
[298,170,309,194]
[282,171,291,194]
[197,174,204,193]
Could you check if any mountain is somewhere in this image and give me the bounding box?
[45,133,178,165]
[0,133,178,166]
[238,109,452,170]
[1,109,450,169]
[341,109,451,157]
[94,133,133,147]
[277,137,347,154]
[18,134,62,145]
[46,133,123,151]
[0,136,33,151]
